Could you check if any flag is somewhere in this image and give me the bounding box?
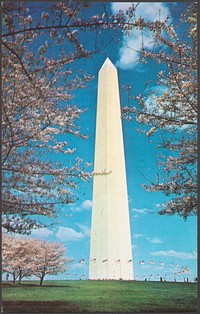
[128,259,132,263]
[149,260,154,265]
[90,258,96,262]
[79,259,85,264]
[139,260,144,265]
[182,266,190,274]
[102,259,108,262]
[160,261,164,266]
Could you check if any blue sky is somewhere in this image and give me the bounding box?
[12,2,197,282]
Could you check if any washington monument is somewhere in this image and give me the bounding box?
[89,58,133,280]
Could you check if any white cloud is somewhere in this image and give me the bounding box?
[116,29,154,69]
[156,204,162,208]
[76,223,91,237]
[70,200,92,212]
[111,2,170,21]
[31,228,54,238]
[56,226,84,242]
[143,86,195,130]
[147,238,163,244]
[133,233,163,244]
[82,200,92,209]
[132,208,150,214]
[151,250,197,260]
[111,2,171,69]
[144,86,168,113]
[111,2,133,14]
[132,233,144,239]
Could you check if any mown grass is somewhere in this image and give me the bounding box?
[2,280,198,313]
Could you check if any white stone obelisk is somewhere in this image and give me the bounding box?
[89,58,133,280]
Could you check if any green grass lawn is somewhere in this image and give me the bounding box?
[2,280,198,313]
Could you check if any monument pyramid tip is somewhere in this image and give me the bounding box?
[101,57,116,69]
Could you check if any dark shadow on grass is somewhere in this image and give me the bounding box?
[3,301,83,313]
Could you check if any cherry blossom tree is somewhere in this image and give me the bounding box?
[2,2,129,234]
[2,233,68,285]
[30,239,68,286]
[2,234,18,284]
[3,1,196,233]
[2,234,33,284]
[2,2,87,234]
[121,3,197,219]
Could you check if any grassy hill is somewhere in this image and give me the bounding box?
[2,280,198,313]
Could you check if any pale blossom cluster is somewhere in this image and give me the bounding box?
[2,2,147,234]
[2,2,197,230]
[2,233,68,285]
[122,3,197,219]
[2,2,106,234]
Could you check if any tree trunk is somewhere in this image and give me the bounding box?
[39,274,45,286]
[12,274,16,285]
[18,272,22,284]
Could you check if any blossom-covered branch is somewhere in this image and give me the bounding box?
[2,233,68,285]
[121,3,197,219]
